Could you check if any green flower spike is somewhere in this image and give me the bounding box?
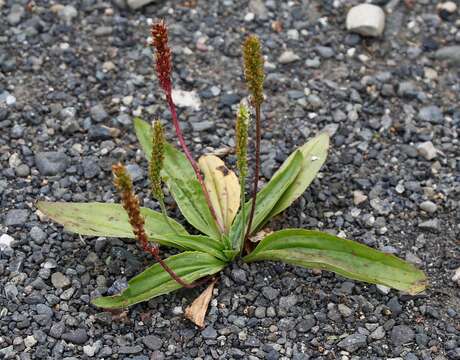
[242,35,265,107]
[148,120,178,235]
[235,104,250,248]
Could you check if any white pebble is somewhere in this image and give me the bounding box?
[417,141,438,161]
[419,201,438,214]
[0,234,14,250]
[172,306,183,315]
[278,50,300,64]
[346,4,386,37]
[6,94,16,106]
[244,12,255,22]
[287,29,299,40]
[350,207,361,217]
[437,1,457,14]
[347,48,356,57]
[182,47,193,55]
[452,267,460,285]
[353,190,368,205]
[171,89,201,111]
[24,336,37,348]
[376,284,391,295]
[358,54,370,62]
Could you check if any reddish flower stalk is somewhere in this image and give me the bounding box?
[151,20,224,234]
[112,163,204,289]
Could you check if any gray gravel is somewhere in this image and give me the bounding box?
[1,0,459,359]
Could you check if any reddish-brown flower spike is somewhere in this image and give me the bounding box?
[112,163,204,289]
[151,20,172,94]
[112,163,151,252]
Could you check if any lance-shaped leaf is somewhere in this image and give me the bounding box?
[198,155,240,234]
[266,133,329,220]
[92,252,225,308]
[158,234,227,262]
[229,151,303,250]
[134,118,221,240]
[37,201,226,258]
[37,201,187,238]
[244,229,427,295]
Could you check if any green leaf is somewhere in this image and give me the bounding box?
[222,249,239,262]
[244,229,427,295]
[229,151,303,251]
[92,251,226,308]
[134,117,154,158]
[158,234,227,262]
[267,133,329,219]
[37,201,227,258]
[134,118,221,240]
[165,172,221,240]
[37,201,187,238]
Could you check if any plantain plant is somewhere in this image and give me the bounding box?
[37,21,426,309]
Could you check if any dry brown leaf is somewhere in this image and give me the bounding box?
[249,228,273,243]
[198,155,240,233]
[184,280,216,328]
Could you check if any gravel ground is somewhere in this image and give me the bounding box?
[1,0,460,359]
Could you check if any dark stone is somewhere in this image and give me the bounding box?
[220,93,240,107]
[88,126,114,140]
[118,345,142,354]
[231,268,247,284]
[296,315,316,332]
[391,325,414,346]
[82,157,101,179]
[337,333,367,353]
[202,326,217,339]
[142,335,162,351]
[262,287,280,301]
[35,152,69,176]
[61,329,88,345]
[387,297,402,316]
[418,105,443,123]
[422,37,439,52]
[5,209,29,226]
[49,322,65,339]
[90,104,108,122]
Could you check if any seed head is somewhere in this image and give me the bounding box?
[242,35,264,107]
[151,20,172,94]
[235,104,250,179]
[149,120,165,200]
[113,163,133,194]
[112,163,150,248]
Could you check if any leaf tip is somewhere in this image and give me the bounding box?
[91,295,125,309]
[406,275,428,295]
[317,132,331,148]
[36,200,45,210]
[35,200,55,217]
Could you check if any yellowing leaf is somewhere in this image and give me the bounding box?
[198,155,240,233]
[184,279,216,328]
